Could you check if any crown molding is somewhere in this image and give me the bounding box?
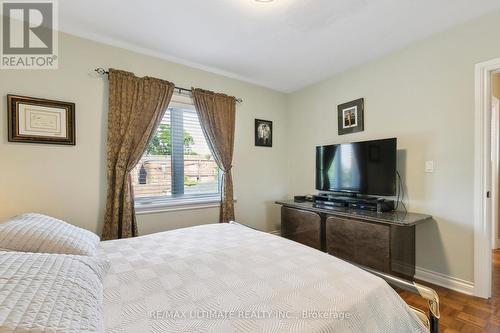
[58,27,285,93]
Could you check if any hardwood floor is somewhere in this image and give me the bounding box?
[398,250,500,333]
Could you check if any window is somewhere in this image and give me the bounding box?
[131,94,220,207]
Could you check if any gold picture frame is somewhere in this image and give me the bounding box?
[7,94,75,145]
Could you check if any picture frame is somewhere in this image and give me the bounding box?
[7,94,75,145]
[255,119,272,147]
[337,98,364,135]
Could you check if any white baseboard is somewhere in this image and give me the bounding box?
[415,266,474,295]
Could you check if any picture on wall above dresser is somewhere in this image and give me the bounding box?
[7,95,75,145]
[338,98,364,135]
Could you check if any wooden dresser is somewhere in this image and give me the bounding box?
[276,200,432,280]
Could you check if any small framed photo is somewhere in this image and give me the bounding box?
[255,119,272,147]
[7,95,75,145]
[338,98,364,135]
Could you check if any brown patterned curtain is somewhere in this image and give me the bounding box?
[102,69,175,240]
[192,88,236,223]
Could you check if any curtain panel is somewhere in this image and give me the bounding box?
[102,69,175,240]
[192,88,236,223]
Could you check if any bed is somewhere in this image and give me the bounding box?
[98,222,433,333]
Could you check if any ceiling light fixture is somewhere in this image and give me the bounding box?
[255,0,274,2]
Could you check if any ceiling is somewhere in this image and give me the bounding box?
[59,0,500,92]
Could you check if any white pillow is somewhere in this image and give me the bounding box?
[0,213,100,256]
[0,251,109,332]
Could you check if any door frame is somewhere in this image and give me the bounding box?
[474,57,500,298]
[493,94,500,250]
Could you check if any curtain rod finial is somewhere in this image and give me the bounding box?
[95,67,108,75]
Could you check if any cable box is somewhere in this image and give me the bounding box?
[313,194,395,213]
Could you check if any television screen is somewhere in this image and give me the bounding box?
[316,138,397,196]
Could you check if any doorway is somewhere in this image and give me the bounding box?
[475,58,500,299]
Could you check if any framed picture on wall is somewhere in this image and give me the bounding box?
[337,98,364,135]
[7,95,76,145]
[255,119,272,147]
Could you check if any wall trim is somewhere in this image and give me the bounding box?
[474,57,500,298]
[136,203,220,215]
[415,266,474,295]
[61,28,281,92]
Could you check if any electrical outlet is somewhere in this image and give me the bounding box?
[425,160,434,173]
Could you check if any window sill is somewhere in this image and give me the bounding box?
[135,195,228,215]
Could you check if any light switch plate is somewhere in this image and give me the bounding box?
[425,160,434,173]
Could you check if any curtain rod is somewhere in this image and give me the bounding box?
[94,68,243,103]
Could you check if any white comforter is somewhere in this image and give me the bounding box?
[0,252,108,333]
[98,223,427,333]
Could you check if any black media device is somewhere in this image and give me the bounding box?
[294,195,313,203]
[312,194,395,213]
[314,138,397,212]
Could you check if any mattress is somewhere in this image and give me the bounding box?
[98,222,428,333]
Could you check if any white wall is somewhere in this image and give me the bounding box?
[0,32,288,235]
[286,10,500,283]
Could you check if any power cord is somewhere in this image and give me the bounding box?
[396,171,408,213]
[395,173,401,210]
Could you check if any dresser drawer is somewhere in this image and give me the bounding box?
[325,216,390,273]
[281,207,321,250]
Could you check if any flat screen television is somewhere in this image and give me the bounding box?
[316,138,397,196]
